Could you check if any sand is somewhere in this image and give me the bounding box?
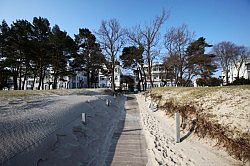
[1,87,248,166]
[0,90,126,166]
[153,86,250,136]
[136,94,242,166]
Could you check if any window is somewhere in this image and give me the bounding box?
[246,64,250,70]
[115,76,118,80]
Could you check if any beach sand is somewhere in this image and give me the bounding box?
[0,90,126,166]
[136,94,242,166]
[1,87,249,166]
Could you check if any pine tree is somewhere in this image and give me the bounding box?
[186,37,217,79]
[75,28,105,88]
[32,17,51,90]
[49,25,76,89]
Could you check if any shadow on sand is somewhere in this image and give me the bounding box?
[180,119,197,142]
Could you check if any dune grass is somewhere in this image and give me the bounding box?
[144,85,250,163]
[149,85,250,104]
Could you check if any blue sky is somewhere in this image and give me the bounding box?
[1,0,249,48]
[1,0,249,76]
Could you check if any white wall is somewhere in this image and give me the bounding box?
[222,59,250,84]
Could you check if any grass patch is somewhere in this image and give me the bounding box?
[148,85,250,104]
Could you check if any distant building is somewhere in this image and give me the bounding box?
[135,63,175,90]
[4,60,122,90]
[221,58,250,84]
[98,64,121,90]
[68,71,88,89]
[15,70,88,90]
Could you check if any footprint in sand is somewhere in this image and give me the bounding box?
[72,125,86,141]
[163,150,168,158]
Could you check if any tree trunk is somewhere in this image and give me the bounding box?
[140,65,145,91]
[18,69,22,90]
[32,75,36,90]
[42,68,46,90]
[0,71,3,90]
[236,69,240,80]
[22,68,28,90]
[147,51,154,88]
[38,67,43,90]
[111,53,116,92]
[138,67,142,91]
[53,74,58,89]
[13,73,18,90]
[225,70,229,84]
[179,69,183,86]
[142,67,147,90]
[111,65,115,92]
[87,70,90,88]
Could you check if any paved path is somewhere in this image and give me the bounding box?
[105,95,148,166]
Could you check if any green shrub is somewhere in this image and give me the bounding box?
[196,77,222,86]
[230,77,250,85]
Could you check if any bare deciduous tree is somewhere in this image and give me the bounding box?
[231,46,250,79]
[164,24,194,85]
[142,10,169,88]
[212,41,237,84]
[213,42,250,83]
[126,10,169,88]
[96,19,125,91]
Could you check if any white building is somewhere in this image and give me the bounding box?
[68,71,87,89]
[5,61,122,90]
[9,67,88,90]
[98,64,121,89]
[135,63,175,89]
[222,58,250,84]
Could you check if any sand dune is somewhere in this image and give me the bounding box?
[136,94,243,166]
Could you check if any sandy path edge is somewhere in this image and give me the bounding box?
[136,94,243,166]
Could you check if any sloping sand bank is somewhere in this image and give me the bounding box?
[136,94,244,166]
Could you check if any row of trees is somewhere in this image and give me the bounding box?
[212,42,249,84]
[119,11,249,88]
[119,11,218,88]
[0,17,106,90]
[1,11,249,90]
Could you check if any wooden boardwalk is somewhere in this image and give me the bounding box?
[105,95,148,166]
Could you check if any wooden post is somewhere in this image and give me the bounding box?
[106,99,110,106]
[175,112,180,143]
[82,113,86,124]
